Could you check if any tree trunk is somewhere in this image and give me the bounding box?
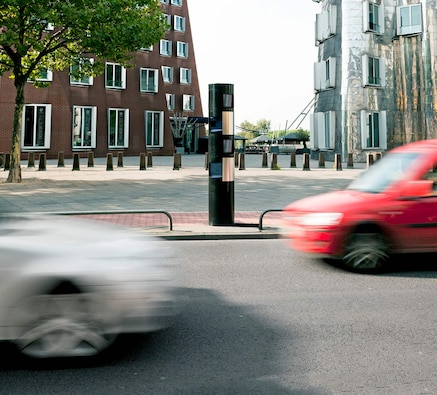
[7,80,25,183]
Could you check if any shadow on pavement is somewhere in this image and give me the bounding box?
[0,288,329,394]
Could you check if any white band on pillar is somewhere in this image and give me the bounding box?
[222,157,234,182]
[222,111,234,135]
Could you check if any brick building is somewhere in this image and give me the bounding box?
[0,0,205,160]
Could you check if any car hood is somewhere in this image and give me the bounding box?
[284,189,379,213]
[0,214,174,276]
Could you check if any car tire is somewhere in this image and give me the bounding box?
[12,283,117,358]
[342,231,389,273]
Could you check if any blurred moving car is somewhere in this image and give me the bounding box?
[283,139,437,273]
[0,214,178,358]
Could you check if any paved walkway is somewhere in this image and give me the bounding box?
[0,153,366,239]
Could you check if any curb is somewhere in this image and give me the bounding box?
[155,231,281,241]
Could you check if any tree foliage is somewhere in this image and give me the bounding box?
[237,119,271,140]
[0,0,166,182]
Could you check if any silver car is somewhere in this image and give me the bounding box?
[0,214,178,358]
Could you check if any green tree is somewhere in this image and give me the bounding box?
[254,119,271,135]
[295,129,310,146]
[0,0,166,182]
[237,119,271,140]
[237,120,257,140]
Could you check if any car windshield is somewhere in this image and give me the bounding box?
[347,152,421,193]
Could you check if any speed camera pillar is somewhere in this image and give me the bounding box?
[208,83,235,226]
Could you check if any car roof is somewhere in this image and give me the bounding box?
[391,139,437,153]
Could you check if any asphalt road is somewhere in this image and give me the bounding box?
[1,240,437,394]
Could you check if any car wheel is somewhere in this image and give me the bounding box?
[342,232,389,273]
[13,289,117,358]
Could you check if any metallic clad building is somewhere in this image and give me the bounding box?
[311,0,437,162]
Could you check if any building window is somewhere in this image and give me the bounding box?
[72,106,97,148]
[361,110,387,149]
[314,57,336,91]
[160,39,172,56]
[171,0,182,5]
[174,16,185,32]
[362,55,385,87]
[162,66,174,83]
[22,104,51,149]
[177,41,188,58]
[108,108,129,148]
[145,111,164,147]
[310,111,335,150]
[396,4,422,36]
[140,45,153,52]
[70,59,94,86]
[182,94,194,111]
[160,0,169,3]
[105,63,126,89]
[315,5,337,43]
[140,68,158,93]
[164,14,171,30]
[28,68,52,83]
[180,68,192,84]
[166,93,175,110]
[363,1,384,34]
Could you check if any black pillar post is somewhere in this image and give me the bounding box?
[208,83,235,226]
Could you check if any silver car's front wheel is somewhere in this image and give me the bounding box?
[342,232,389,273]
[13,291,116,358]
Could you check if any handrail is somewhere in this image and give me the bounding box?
[259,209,283,231]
[30,210,174,231]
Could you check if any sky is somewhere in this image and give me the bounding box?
[187,0,321,132]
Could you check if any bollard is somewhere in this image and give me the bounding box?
[367,153,374,167]
[0,152,3,168]
[87,152,94,167]
[72,153,80,171]
[334,154,342,171]
[57,151,65,167]
[262,152,268,168]
[38,153,47,171]
[290,152,296,168]
[302,153,310,171]
[239,153,246,170]
[28,152,35,168]
[347,153,354,168]
[375,152,382,161]
[106,153,114,171]
[234,152,239,167]
[173,152,181,170]
[271,153,279,170]
[4,153,11,171]
[139,153,146,170]
[147,152,153,168]
[117,152,123,167]
[204,152,209,170]
[318,152,325,168]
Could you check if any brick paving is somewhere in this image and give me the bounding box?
[0,153,366,238]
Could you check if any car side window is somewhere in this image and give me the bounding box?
[424,163,437,193]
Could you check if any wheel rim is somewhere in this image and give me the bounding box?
[13,293,116,358]
[343,232,388,271]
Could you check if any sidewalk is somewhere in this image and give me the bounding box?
[0,154,366,240]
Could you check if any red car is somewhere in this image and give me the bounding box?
[282,139,437,273]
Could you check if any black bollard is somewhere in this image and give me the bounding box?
[72,153,80,171]
[139,153,146,170]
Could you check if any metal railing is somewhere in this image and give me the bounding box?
[43,210,174,231]
[258,209,283,231]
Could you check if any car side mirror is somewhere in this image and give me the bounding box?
[399,180,433,198]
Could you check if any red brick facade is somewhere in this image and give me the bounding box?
[0,0,205,160]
